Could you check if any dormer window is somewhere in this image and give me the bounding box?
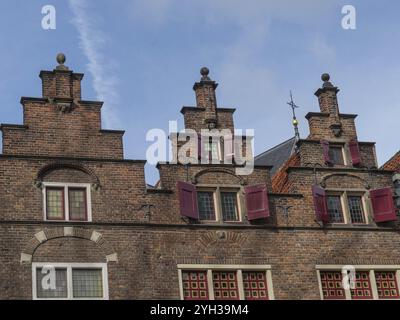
[328,146,345,165]
[43,183,92,222]
[326,192,367,224]
[203,137,221,162]
[197,188,241,222]
[321,140,346,166]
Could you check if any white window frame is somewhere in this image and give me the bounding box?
[325,189,370,225]
[42,182,92,222]
[177,264,274,300]
[197,186,244,223]
[316,265,400,300]
[32,262,108,300]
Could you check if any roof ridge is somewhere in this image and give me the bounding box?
[255,136,296,159]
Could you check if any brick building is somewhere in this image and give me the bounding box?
[383,152,400,211]
[0,56,399,300]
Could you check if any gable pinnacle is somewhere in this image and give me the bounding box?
[56,53,68,70]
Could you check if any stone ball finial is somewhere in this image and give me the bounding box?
[200,67,209,77]
[56,53,66,65]
[321,73,330,82]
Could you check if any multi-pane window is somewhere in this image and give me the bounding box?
[318,267,400,300]
[197,192,216,220]
[197,188,241,222]
[242,271,269,300]
[220,192,239,221]
[375,271,400,299]
[46,188,65,220]
[68,188,87,221]
[179,266,273,300]
[350,271,373,299]
[325,192,368,224]
[181,271,209,300]
[204,138,220,162]
[213,271,239,300]
[329,146,344,165]
[347,196,365,223]
[36,268,68,299]
[33,263,108,300]
[43,183,91,221]
[72,269,103,298]
[326,196,344,223]
[319,271,345,300]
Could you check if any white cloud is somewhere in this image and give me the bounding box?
[68,0,120,129]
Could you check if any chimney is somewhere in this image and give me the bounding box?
[193,67,218,127]
[314,73,342,136]
[39,53,83,100]
[314,73,340,116]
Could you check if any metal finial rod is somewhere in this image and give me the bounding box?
[287,91,300,141]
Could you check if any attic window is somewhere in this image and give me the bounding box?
[43,182,92,222]
[328,146,345,165]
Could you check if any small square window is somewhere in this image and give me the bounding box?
[72,269,103,298]
[36,268,68,299]
[329,146,344,165]
[319,271,345,300]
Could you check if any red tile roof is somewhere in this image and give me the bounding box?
[382,151,400,173]
[271,152,301,193]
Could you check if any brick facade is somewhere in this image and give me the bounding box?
[0,58,399,300]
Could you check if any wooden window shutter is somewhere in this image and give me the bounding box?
[244,184,270,220]
[321,140,331,164]
[349,140,361,166]
[177,181,199,219]
[312,185,329,223]
[370,187,397,223]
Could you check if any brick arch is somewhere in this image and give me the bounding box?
[195,231,249,252]
[20,227,117,265]
[34,161,101,189]
[320,173,370,189]
[192,168,246,185]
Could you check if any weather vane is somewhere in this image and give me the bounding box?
[287,90,300,141]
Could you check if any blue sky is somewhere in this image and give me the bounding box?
[0,0,399,184]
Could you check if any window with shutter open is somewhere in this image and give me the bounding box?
[244,184,270,220]
[178,181,199,219]
[349,140,361,166]
[370,187,397,223]
[312,185,329,223]
[321,140,331,164]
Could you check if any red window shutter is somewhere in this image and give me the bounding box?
[312,185,329,223]
[321,140,331,164]
[370,187,397,222]
[223,134,234,162]
[177,181,199,219]
[349,140,361,166]
[244,184,270,220]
